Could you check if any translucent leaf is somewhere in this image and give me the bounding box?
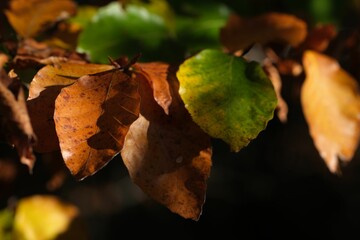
[177,49,277,152]
[301,50,360,173]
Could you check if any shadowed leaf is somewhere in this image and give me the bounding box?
[121,71,212,220]
[0,68,36,171]
[220,13,307,52]
[27,62,114,153]
[5,0,77,38]
[301,50,360,173]
[177,49,277,152]
[54,67,140,180]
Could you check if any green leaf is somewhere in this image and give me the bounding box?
[177,49,277,152]
[0,209,14,240]
[77,2,170,63]
[175,3,230,54]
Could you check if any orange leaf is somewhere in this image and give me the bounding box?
[0,69,36,172]
[54,67,140,180]
[220,13,307,52]
[121,71,212,220]
[5,0,77,38]
[301,50,360,173]
[135,62,172,114]
[27,62,114,153]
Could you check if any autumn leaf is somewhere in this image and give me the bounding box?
[135,62,172,114]
[13,195,78,240]
[177,49,277,152]
[0,67,36,171]
[299,24,337,52]
[14,39,87,69]
[54,66,140,180]
[121,70,212,220]
[301,50,360,173]
[5,0,77,38]
[220,13,307,52]
[27,62,113,153]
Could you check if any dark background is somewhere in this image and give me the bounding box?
[2,0,360,239]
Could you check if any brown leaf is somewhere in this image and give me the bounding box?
[14,39,87,69]
[263,58,288,123]
[135,62,172,114]
[301,50,360,173]
[300,24,337,52]
[121,69,212,220]
[27,62,114,153]
[5,0,77,38]
[220,13,307,52]
[54,67,140,180]
[0,69,36,171]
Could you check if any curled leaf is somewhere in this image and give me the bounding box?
[177,49,277,152]
[54,67,140,180]
[121,71,212,220]
[0,69,36,171]
[135,62,172,114]
[220,13,307,52]
[301,50,360,173]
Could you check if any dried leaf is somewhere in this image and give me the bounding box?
[121,71,212,220]
[220,13,307,52]
[27,62,113,153]
[14,39,86,69]
[135,62,172,114]
[5,0,77,38]
[300,24,337,52]
[54,67,140,180]
[0,69,36,171]
[301,50,360,173]
[263,58,288,122]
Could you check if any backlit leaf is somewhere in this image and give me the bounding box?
[301,50,360,173]
[54,67,140,180]
[121,72,212,220]
[77,2,169,63]
[135,62,172,114]
[5,0,77,38]
[220,13,307,52]
[27,62,114,153]
[177,49,277,152]
[13,195,78,240]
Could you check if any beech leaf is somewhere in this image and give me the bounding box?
[0,68,36,171]
[220,13,307,52]
[177,49,277,152]
[54,67,140,180]
[27,62,114,153]
[5,0,77,38]
[135,62,172,114]
[13,195,78,240]
[301,50,360,173]
[121,71,212,220]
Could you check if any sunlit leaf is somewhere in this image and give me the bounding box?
[54,67,140,180]
[121,72,212,220]
[27,62,114,153]
[135,62,172,114]
[5,0,77,38]
[177,49,277,152]
[13,195,78,240]
[0,69,36,171]
[220,13,307,52]
[77,2,169,63]
[301,50,360,173]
